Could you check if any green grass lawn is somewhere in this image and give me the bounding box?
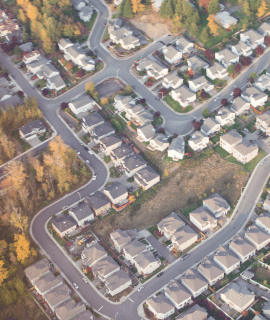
[152,116,163,126]
[181,203,198,219]
[224,118,241,131]
[210,132,223,144]
[35,79,47,89]
[103,156,111,163]
[164,95,193,113]
[12,130,31,152]
[109,166,120,178]
[213,145,230,158]
[226,148,267,172]
[245,120,256,133]
[102,27,110,41]
[147,225,158,236]
[108,104,115,112]
[86,12,97,31]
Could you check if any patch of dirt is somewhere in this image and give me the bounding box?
[92,153,249,240]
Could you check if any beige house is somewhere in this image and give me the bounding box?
[137,124,156,142]
[110,229,137,253]
[121,154,147,177]
[215,108,235,127]
[171,225,198,252]
[169,85,196,108]
[197,258,224,286]
[105,269,132,296]
[256,213,270,235]
[134,165,160,190]
[81,243,107,267]
[85,191,111,216]
[167,136,185,161]
[189,207,217,232]
[148,134,170,152]
[213,246,240,274]
[157,213,185,239]
[123,239,147,264]
[162,73,183,89]
[229,234,256,262]
[44,284,70,311]
[100,133,122,155]
[51,214,77,238]
[245,225,270,250]
[231,96,250,116]
[55,300,86,320]
[34,271,63,296]
[232,142,258,164]
[146,294,175,319]
[256,111,270,135]
[203,193,230,218]
[264,195,270,212]
[181,269,208,297]
[188,132,209,151]
[201,118,220,137]
[103,182,128,205]
[25,258,50,284]
[220,129,243,154]
[92,256,120,281]
[134,251,161,276]
[176,304,208,320]
[164,280,192,310]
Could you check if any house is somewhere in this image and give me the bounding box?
[215,11,237,29]
[157,213,185,239]
[241,87,268,108]
[134,165,160,190]
[188,132,209,151]
[187,56,209,73]
[165,280,192,310]
[0,86,12,102]
[175,37,194,54]
[215,107,235,126]
[231,96,250,116]
[232,142,258,164]
[171,225,198,252]
[92,256,120,281]
[55,300,86,320]
[188,76,214,93]
[213,246,240,274]
[85,191,111,216]
[135,111,153,126]
[105,269,132,296]
[91,122,115,142]
[203,193,230,218]
[263,300,270,319]
[23,50,40,64]
[162,46,182,64]
[162,73,183,89]
[19,42,33,53]
[79,6,94,22]
[256,111,270,135]
[123,239,147,264]
[176,304,208,320]
[109,27,140,50]
[103,182,128,205]
[231,41,253,57]
[121,154,147,177]
[69,95,94,115]
[229,234,256,262]
[240,29,265,49]
[113,18,124,29]
[38,63,59,79]
[81,243,107,267]
[255,74,270,92]
[125,104,144,121]
[263,195,270,212]
[169,85,196,107]
[34,271,63,296]
[220,282,255,312]
[99,134,122,154]
[26,56,50,74]
[146,294,175,320]
[136,58,169,80]
[82,112,104,133]
[258,22,270,36]
[134,251,161,275]
[19,119,46,141]
[44,284,70,311]
[181,269,208,298]
[167,136,185,161]
[215,49,239,68]
[189,207,217,232]
[206,63,228,80]
[220,129,242,154]
[114,95,133,112]
[201,118,220,136]
[151,0,163,11]
[245,225,270,250]
[197,258,224,286]
[25,258,50,284]
[256,213,270,234]
[110,229,137,253]
[137,124,155,142]
[72,0,86,10]
[120,35,141,51]
[72,310,97,320]
[148,134,169,152]
[110,144,134,165]
[47,75,66,91]
[51,214,77,238]
[68,202,94,227]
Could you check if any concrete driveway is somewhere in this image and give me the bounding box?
[146,235,176,264]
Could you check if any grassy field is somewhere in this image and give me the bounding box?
[213,145,230,158]
[164,95,193,113]
[87,12,97,31]
[181,203,198,219]
[245,120,256,133]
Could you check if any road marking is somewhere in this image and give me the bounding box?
[97,306,103,312]
[128,298,133,302]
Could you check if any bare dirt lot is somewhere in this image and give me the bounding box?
[92,152,249,240]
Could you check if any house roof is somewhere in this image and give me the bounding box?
[243,87,267,101]
[83,112,104,127]
[203,193,230,215]
[70,310,95,320]
[27,56,48,69]
[201,117,219,133]
[189,206,217,226]
[110,27,131,41]
[41,63,59,77]
[173,85,196,102]
[258,22,270,35]
[164,46,181,60]
[176,36,194,51]
[230,233,256,257]
[100,133,122,148]
[69,202,94,222]
[134,251,159,269]
[25,258,50,281]
[216,48,238,65]
[69,95,93,109]
[253,314,267,320]
[187,56,208,71]
[189,131,208,145]
[233,142,258,156]
[85,191,110,210]
[233,41,250,52]
[51,214,77,232]
[19,42,33,52]
[151,134,169,148]
[146,294,175,315]
[66,43,85,59]
[110,228,137,247]
[207,62,227,75]
[135,165,160,183]
[81,243,107,266]
[214,246,240,268]
[19,119,46,135]
[92,256,119,277]
[198,258,224,282]
[176,304,208,320]
[168,136,185,155]
[44,283,70,307]
[121,34,140,46]
[104,181,127,200]
[129,104,144,115]
[257,110,270,126]
[137,111,152,124]
[242,29,264,45]
[137,123,155,140]
[263,300,270,314]
[92,122,115,138]
[245,225,270,245]
[114,94,133,106]
[172,225,198,246]
[123,239,146,257]
[181,269,208,293]
[122,154,147,171]
[189,75,209,87]
[114,18,124,28]
[55,300,86,320]
[257,212,270,230]
[112,144,134,159]
[157,213,185,234]
[231,96,249,113]
[215,11,237,27]
[34,271,63,294]
[220,129,242,145]
[79,5,93,16]
[215,107,233,120]
[105,269,131,292]
[48,74,65,89]
[58,38,73,49]
[164,73,183,87]
[165,280,191,305]
[256,74,270,87]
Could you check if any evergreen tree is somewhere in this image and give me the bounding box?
[201,27,210,42]
[183,1,194,24]
[123,0,134,18]
[243,0,252,16]
[120,0,127,13]
[165,0,174,18]
[207,0,219,15]
[193,11,200,25]
[175,0,183,16]
[159,0,169,18]
[190,22,199,38]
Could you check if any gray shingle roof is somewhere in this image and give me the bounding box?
[201,117,219,134]
[48,75,65,89]
[44,283,70,307]
[81,243,107,266]
[111,144,134,159]
[137,123,155,140]
[92,122,115,138]
[69,202,94,222]
[55,300,86,320]
[70,95,93,109]
[104,181,127,200]
[100,133,121,148]
[181,269,208,293]
[187,56,208,71]
[51,214,77,232]
[105,269,131,292]
[34,271,63,294]
[230,234,256,257]
[19,119,46,135]
[176,304,208,320]
[92,256,119,278]
[122,154,147,171]
[168,136,185,154]
[25,258,50,281]
[135,165,159,183]
[85,191,111,210]
[83,112,104,127]
[165,280,191,306]
[146,294,175,315]
[220,129,242,145]
[58,38,73,49]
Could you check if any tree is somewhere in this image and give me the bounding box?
[27,3,39,21]
[199,0,211,9]
[207,14,219,34]
[92,91,100,103]
[100,97,109,106]
[265,36,270,47]
[76,69,84,78]
[175,0,183,16]
[221,98,228,106]
[159,88,168,97]
[159,0,169,18]
[18,9,27,24]
[14,46,23,58]
[248,77,254,83]
[202,108,209,118]
[243,0,252,16]
[190,23,199,38]
[200,90,207,99]
[200,27,210,43]
[227,64,235,75]
[1,161,27,192]
[233,87,241,97]
[0,135,16,160]
[165,0,174,18]
[111,119,123,132]
[40,29,54,54]
[0,261,8,286]
[42,88,49,96]
[61,102,68,110]
[255,45,264,55]
[257,0,267,17]
[10,210,28,233]
[249,72,257,79]
[125,85,133,94]
[173,14,184,32]
[234,63,242,73]
[65,62,72,70]
[131,0,145,13]
[193,121,201,131]
[187,151,193,157]
[123,0,134,18]
[241,56,252,66]
[0,241,7,256]
[154,111,160,117]
[85,81,95,95]
[14,234,30,263]
[207,0,219,15]
[204,49,215,61]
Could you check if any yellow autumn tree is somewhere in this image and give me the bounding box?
[207,14,219,35]
[14,234,30,263]
[100,97,109,106]
[0,135,16,159]
[85,82,95,94]
[18,9,27,24]
[0,260,8,286]
[74,25,81,37]
[10,210,28,234]
[17,0,29,8]
[1,161,28,192]
[257,0,268,17]
[41,29,54,54]
[26,3,39,21]
[131,0,145,13]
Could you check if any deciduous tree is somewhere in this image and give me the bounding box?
[193,121,201,131]
[204,49,215,61]
[9,210,28,234]
[233,87,241,97]
[221,98,228,106]
[202,108,209,118]
[26,3,39,21]
[207,0,219,15]
[241,56,252,66]
[257,0,267,17]
[14,234,30,263]
[125,85,133,94]
[227,64,235,74]
[100,97,109,106]
[0,261,8,286]
[85,81,95,94]
[255,45,264,55]
[1,161,27,192]
[234,63,242,73]
[265,36,270,46]
[207,14,219,34]
[0,135,16,159]
[131,0,145,13]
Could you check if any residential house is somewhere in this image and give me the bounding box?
[55,300,86,320]
[47,75,66,91]
[263,300,270,319]
[240,29,265,49]
[169,85,196,107]
[135,111,153,126]
[0,86,12,102]
[125,104,144,121]
[171,225,198,252]
[85,191,111,216]
[25,258,50,284]
[105,269,132,296]
[162,73,183,89]
[187,56,209,73]
[213,246,240,274]
[51,214,77,238]
[134,251,161,275]
[188,76,214,93]
[188,132,209,151]
[256,111,270,135]
[122,239,147,264]
[220,282,255,312]
[44,284,70,311]
[231,96,250,115]
[220,129,243,154]
[203,193,230,218]
[68,95,94,115]
[99,134,122,155]
[175,37,194,54]
[26,56,50,74]
[162,46,182,64]
[241,87,268,108]
[231,41,253,57]
[103,182,128,205]
[255,74,270,92]
[232,142,259,164]
[245,225,270,250]
[38,63,59,80]
[229,234,256,262]
[113,18,124,29]
[151,0,163,11]
[91,122,115,142]
[71,0,86,10]
[138,58,169,80]
[181,269,208,298]
[114,95,133,112]
[189,207,217,232]
[19,42,33,53]
[109,27,140,50]
[136,124,155,142]
[19,119,46,141]
[34,271,63,296]
[157,213,185,239]
[23,50,40,64]
[121,154,147,177]
[148,134,169,152]
[68,202,94,227]
[81,243,107,267]
[110,144,134,165]
[167,136,185,161]
[256,213,270,234]
[5,29,23,44]
[175,304,208,320]
[110,229,137,253]
[258,22,270,36]
[92,256,120,281]
[146,294,175,320]
[215,49,239,68]
[197,258,224,286]
[165,280,192,310]
[134,165,160,190]
[82,112,104,133]
[215,107,235,126]
[79,6,94,22]
[0,15,20,38]
[201,118,220,136]
[215,11,237,29]
[120,34,141,50]
[263,195,270,212]
[206,63,228,80]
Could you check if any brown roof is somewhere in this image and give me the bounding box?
[165,280,191,305]
[198,258,224,282]
[214,246,240,268]
[181,269,208,293]
[220,129,242,146]
[176,304,208,320]
[230,234,256,257]
[146,294,175,315]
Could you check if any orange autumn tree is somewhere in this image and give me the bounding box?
[207,14,219,35]
[14,234,30,263]
[198,0,211,9]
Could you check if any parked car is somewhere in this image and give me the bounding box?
[82,277,88,283]
[88,150,93,155]
[84,146,89,151]
[85,160,90,164]
[157,272,164,277]
[73,283,79,289]
[181,253,189,260]
[92,174,97,180]
[77,151,80,155]
[138,286,144,292]
[31,75,37,80]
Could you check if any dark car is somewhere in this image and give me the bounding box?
[181,254,189,260]
[84,146,89,151]
[157,272,164,277]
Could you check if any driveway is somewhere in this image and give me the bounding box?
[28,136,41,147]
[146,235,176,264]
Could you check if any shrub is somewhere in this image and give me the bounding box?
[159,88,168,97]
[42,88,49,96]
[234,63,242,73]
[233,87,241,97]
[17,90,24,97]
[255,45,264,55]
[202,107,209,118]
[100,97,109,106]
[204,49,215,61]
[76,69,84,78]
[154,111,160,117]
[187,151,193,157]
[227,64,235,74]
[241,56,252,67]
[61,102,68,110]
[140,98,146,104]
[265,36,270,46]
[193,121,201,131]
[200,90,207,99]
[248,77,254,83]
[221,98,228,106]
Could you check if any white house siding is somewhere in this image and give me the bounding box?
[164,291,192,309]
[107,279,132,296]
[213,257,240,274]
[256,219,270,235]
[229,245,255,263]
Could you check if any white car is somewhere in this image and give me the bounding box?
[214,96,220,102]
[73,283,79,290]
[138,286,144,292]
[82,277,88,283]
[230,92,234,96]
[88,150,94,155]
[79,142,83,145]
[77,151,80,155]
[81,238,86,242]
[85,160,90,163]
[92,174,97,180]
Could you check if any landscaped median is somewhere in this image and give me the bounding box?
[163,95,194,113]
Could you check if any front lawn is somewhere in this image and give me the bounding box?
[224,118,241,131]
[103,156,111,163]
[181,203,198,219]
[213,145,230,158]
[102,27,110,41]
[35,79,47,89]
[245,120,256,133]
[210,132,223,144]
[109,166,120,178]
[86,12,97,31]
[164,95,194,113]
[152,116,163,126]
